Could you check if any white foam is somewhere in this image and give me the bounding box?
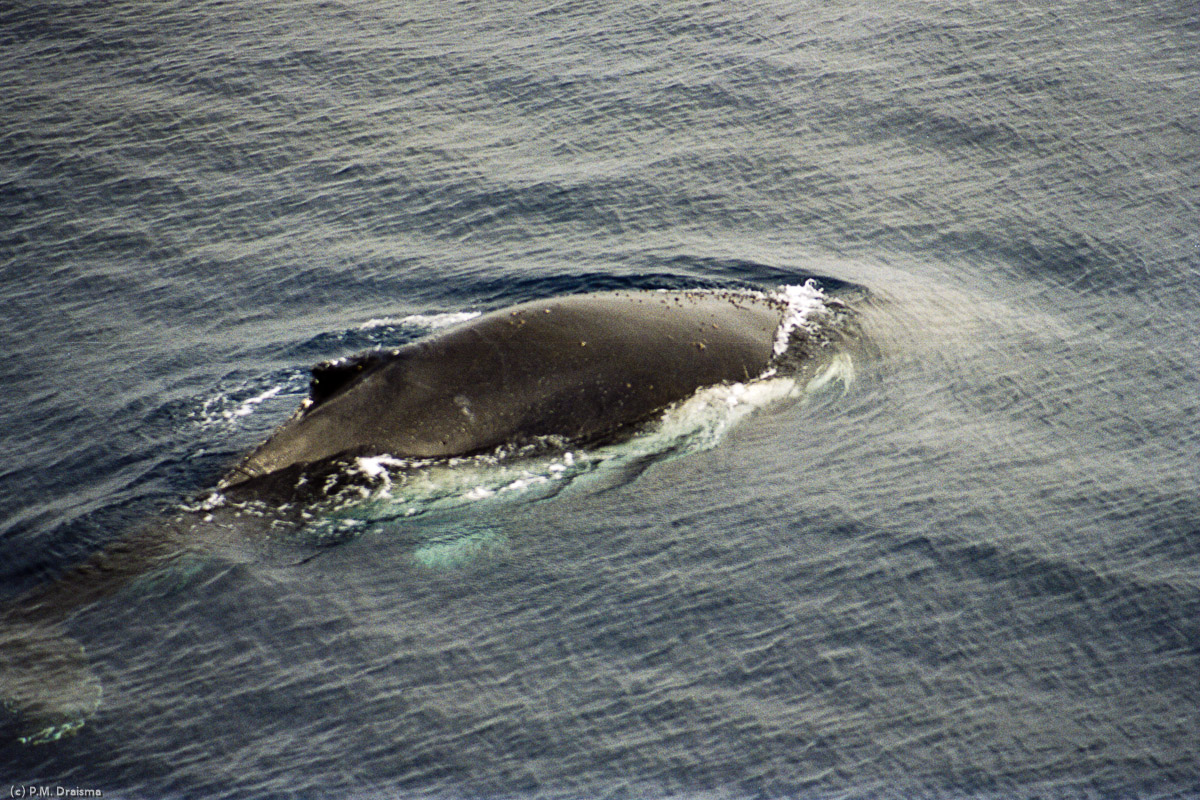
[195,382,297,430]
[354,454,417,479]
[804,350,856,395]
[651,375,802,452]
[772,281,832,356]
[359,311,480,331]
[226,385,283,419]
[501,473,550,493]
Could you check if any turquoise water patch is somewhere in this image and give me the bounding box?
[411,525,508,570]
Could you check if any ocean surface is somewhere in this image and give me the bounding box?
[2,0,1199,797]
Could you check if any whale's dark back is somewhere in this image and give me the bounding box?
[220,290,792,493]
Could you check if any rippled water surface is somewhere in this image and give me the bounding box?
[2,1,1199,797]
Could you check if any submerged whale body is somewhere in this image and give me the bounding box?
[219,288,845,500]
[2,286,854,744]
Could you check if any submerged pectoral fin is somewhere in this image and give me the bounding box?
[0,508,254,746]
[0,617,101,745]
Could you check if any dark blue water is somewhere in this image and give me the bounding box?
[3,0,1199,797]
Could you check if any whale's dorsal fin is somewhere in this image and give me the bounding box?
[309,352,385,408]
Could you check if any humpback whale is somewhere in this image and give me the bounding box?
[218,287,847,501]
[1,285,855,744]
